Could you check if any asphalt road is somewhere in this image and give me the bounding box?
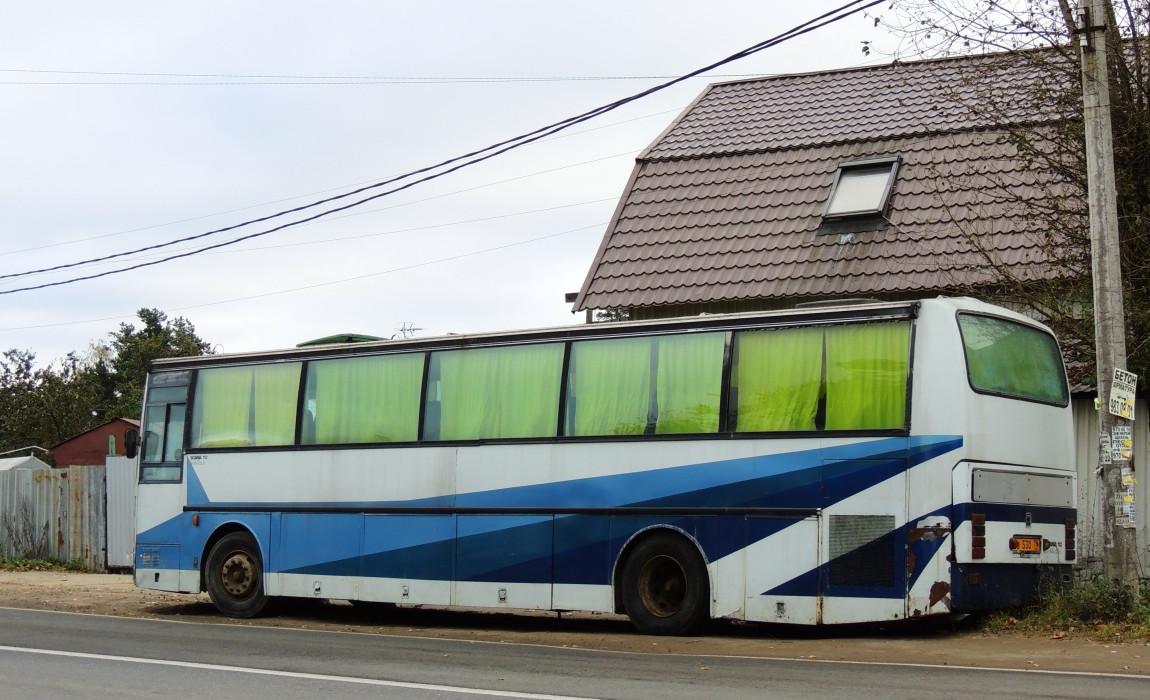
[1,607,1146,700]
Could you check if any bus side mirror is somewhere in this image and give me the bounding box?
[125,429,140,460]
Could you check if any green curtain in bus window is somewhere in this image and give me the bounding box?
[824,322,909,430]
[192,363,301,448]
[250,363,301,445]
[960,315,1068,404]
[193,366,255,447]
[306,354,422,444]
[566,337,651,436]
[655,332,725,434]
[436,344,563,440]
[733,326,824,432]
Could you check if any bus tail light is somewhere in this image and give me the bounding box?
[971,513,986,559]
[1065,518,1076,560]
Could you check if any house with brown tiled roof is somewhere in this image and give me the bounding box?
[573,52,1074,318]
[572,51,1147,571]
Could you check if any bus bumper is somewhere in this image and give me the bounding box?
[950,562,1072,610]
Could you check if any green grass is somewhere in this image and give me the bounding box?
[985,575,1150,641]
[0,556,88,572]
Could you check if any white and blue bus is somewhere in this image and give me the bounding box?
[130,297,1075,634]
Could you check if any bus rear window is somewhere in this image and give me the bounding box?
[958,314,1068,405]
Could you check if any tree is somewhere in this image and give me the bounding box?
[0,309,211,454]
[592,308,631,323]
[870,1,1150,389]
[99,309,211,419]
[0,349,42,453]
[0,349,103,456]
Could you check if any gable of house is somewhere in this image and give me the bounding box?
[50,417,141,467]
[574,51,1077,317]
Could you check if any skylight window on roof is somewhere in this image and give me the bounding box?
[824,158,899,220]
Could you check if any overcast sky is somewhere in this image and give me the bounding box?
[1,1,892,365]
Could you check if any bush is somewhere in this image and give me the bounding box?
[1052,575,1131,619]
[991,573,1150,640]
[0,556,89,572]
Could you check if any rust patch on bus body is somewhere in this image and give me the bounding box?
[907,525,951,542]
[929,581,951,609]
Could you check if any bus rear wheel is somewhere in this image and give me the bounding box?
[205,531,269,618]
[621,533,710,635]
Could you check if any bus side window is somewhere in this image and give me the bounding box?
[650,333,724,434]
[730,322,909,433]
[824,322,909,430]
[303,354,423,444]
[565,333,723,437]
[566,337,650,436]
[731,326,823,433]
[427,344,563,441]
[191,363,301,448]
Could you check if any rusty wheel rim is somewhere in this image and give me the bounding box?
[637,554,686,618]
[219,550,257,600]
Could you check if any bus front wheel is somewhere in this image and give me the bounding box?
[205,531,270,618]
[620,533,710,635]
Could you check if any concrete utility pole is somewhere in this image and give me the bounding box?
[1077,0,1138,587]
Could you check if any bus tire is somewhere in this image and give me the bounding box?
[205,531,270,618]
[620,533,710,635]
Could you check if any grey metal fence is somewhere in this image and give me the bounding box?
[0,465,107,571]
[104,457,137,569]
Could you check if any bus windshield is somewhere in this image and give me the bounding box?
[957,313,1069,405]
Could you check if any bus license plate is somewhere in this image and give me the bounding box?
[1011,536,1041,554]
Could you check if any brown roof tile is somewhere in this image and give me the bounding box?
[575,52,1073,311]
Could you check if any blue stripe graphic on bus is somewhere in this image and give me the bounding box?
[139,436,964,586]
[243,436,962,584]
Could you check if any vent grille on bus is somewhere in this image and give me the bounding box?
[829,515,897,588]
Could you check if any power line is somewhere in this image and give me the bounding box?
[67,197,619,269]
[0,148,632,286]
[0,0,883,295]
[1,1,878,287]
[0,140,650,257]
[4,120,958,334]
[1,128,897,331]
[0,69,776,85]
[0,222,606,332]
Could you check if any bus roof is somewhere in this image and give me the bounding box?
[147,296,1036,370]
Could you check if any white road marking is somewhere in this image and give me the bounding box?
[0,645,601,699]
[2,608,1147,680]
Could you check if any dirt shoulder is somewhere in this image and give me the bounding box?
[2,571,1148,676]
